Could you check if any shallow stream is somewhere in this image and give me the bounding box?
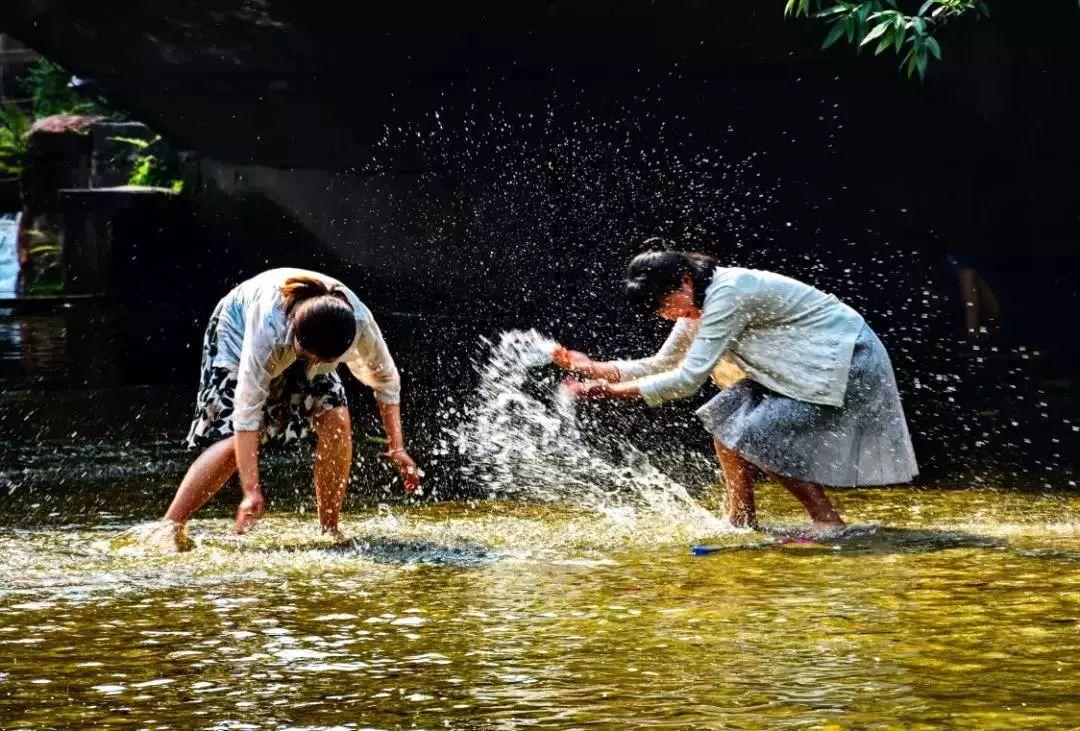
[1,485,1078,728]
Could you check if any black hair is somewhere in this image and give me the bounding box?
[282,276,357,361]
[624,250,717,315]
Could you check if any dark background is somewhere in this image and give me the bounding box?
[1,0,1078,490]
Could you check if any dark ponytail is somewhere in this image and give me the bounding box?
[624,249,717,315]
[280,275,356,361]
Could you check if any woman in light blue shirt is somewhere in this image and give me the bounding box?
[555,249,917,534]
[160,268,421,546]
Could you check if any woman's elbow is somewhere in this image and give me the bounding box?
[672,372,709,400]
[377,369,402,404]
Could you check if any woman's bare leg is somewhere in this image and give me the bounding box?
[164,437,237,524]
[713,439,758,528]
[763,470,845,533]
[313,406,352,536]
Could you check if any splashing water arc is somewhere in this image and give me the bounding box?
[450,329,725,529]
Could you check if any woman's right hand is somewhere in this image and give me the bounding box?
[380,449,423,494]
[552,345,596,376]
[235,487,265,534]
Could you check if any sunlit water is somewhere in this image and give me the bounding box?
[1,330,1079,727]
[1,490,1078,728]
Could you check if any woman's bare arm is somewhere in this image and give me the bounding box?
[234,429,265,533]
[376,401,422,493]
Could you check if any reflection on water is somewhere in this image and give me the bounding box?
[0,303,200,391]
[0,488,1077,727]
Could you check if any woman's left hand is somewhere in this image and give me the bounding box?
[552,345,596,376]
[381,449,423,494]
[562,378,612,400]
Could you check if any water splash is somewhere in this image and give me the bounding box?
[451,329,724,530]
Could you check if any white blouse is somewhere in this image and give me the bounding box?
[211,268,400,431]
[611,267,866,408]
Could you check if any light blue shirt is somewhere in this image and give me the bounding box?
[213,268,400,430]
[613,267,865,408]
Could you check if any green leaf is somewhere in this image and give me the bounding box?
[815,5,849,18]
[925,35,942,59]
[784,0,797,16]
[861,21,890,45]
[917,49,929,78]
[875,32,896,55]
[109,135,153,149]
[822,21,847,48]
[902,47,918,76]
[894,26,906,51]
[918,0,934,15]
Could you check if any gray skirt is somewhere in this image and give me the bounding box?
[697,324,918,487]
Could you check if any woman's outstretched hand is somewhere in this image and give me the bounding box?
[551,345,596,376]
[563,378,640,401]
[562,378,612,400]
[235,487,265,534]
[381,449,423,494]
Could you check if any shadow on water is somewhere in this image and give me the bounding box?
[265,534,502,567]
[829,525,1007,554]
[339,535,500,566]
[699,524,1007,557]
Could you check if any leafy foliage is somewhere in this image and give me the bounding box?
[0,100,31,176]
[784,0,992,79]
[21,229,64,295]
[110,135,183,192]
[22,58,108,118]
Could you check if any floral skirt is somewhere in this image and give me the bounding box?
[185,304,347,450]
[697,324,918,487]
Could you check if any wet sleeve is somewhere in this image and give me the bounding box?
[233,298,281,431]
[609,318,698,381]
[635,278,750,407]
[345,316,401,405]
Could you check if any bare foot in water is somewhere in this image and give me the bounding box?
[728,514,759,531]
[320,525,346,542]
[809,521,846,538]
[117,519,196,553]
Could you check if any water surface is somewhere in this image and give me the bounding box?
[1,486,1077,729]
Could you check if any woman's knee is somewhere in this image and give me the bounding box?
[202,435,238,462]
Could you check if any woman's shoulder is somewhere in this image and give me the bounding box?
[708,267,765,294]
[239,267,357,302]
[713,267,819,293]
[232,267,372,326]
